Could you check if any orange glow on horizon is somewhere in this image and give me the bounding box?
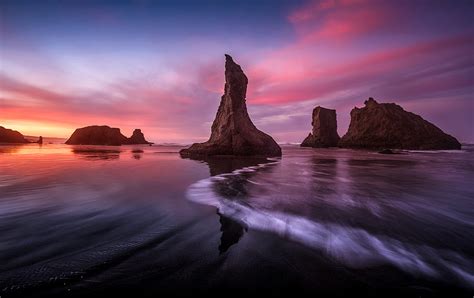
[1,120,74,138]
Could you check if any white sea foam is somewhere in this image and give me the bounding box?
[186,161,474,288]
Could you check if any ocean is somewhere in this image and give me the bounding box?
[0,143,473,296]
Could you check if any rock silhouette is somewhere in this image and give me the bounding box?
[0,126,30,143]
[180,54,281,157]
[127,129,152,144]
[65,125,152,145]
[339,98,461,150]
[66,126,128,145]
[301,107,340,148]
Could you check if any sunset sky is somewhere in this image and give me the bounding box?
[1,0,473,143]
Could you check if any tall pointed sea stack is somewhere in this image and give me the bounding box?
[180,55,281,157]
[339,98,461,150]
[301,107,339,148]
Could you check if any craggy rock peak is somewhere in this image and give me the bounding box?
[65,125,152,145]
[0,126,30,143]
[339,98,461,150]
[301,107,340,148]
[180,54,281,157]
[127,129,152,144]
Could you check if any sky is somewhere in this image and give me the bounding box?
[1,0,473,143]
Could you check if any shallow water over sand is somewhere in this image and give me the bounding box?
[0,143,473,296]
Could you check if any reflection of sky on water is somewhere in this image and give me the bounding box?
[0,144,473,295]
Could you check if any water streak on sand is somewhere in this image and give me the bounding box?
[186,160,474,288]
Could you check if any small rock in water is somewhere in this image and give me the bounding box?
[378,149,395,154]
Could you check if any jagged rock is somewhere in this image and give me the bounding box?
[339,98,461,150]
[0,126,30,143]
[127,129,152,144]
[65,125,129,146]
[301,107,340,148]
[180,54,281,157]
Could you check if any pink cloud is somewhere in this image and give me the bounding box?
[288,0,395,44]
[246,34,473,105]
[0,66,223,142]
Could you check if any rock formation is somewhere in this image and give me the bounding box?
[339,98,461,150]
[127,129,152,144]
[180,54,281,157]
[0,126,30,143]
[66,125,128,145]
[300,107,340,148]
[66,126,152,145]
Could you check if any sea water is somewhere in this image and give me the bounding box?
[0,143,473,295]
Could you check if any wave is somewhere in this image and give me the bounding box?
[186,161,474,288]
